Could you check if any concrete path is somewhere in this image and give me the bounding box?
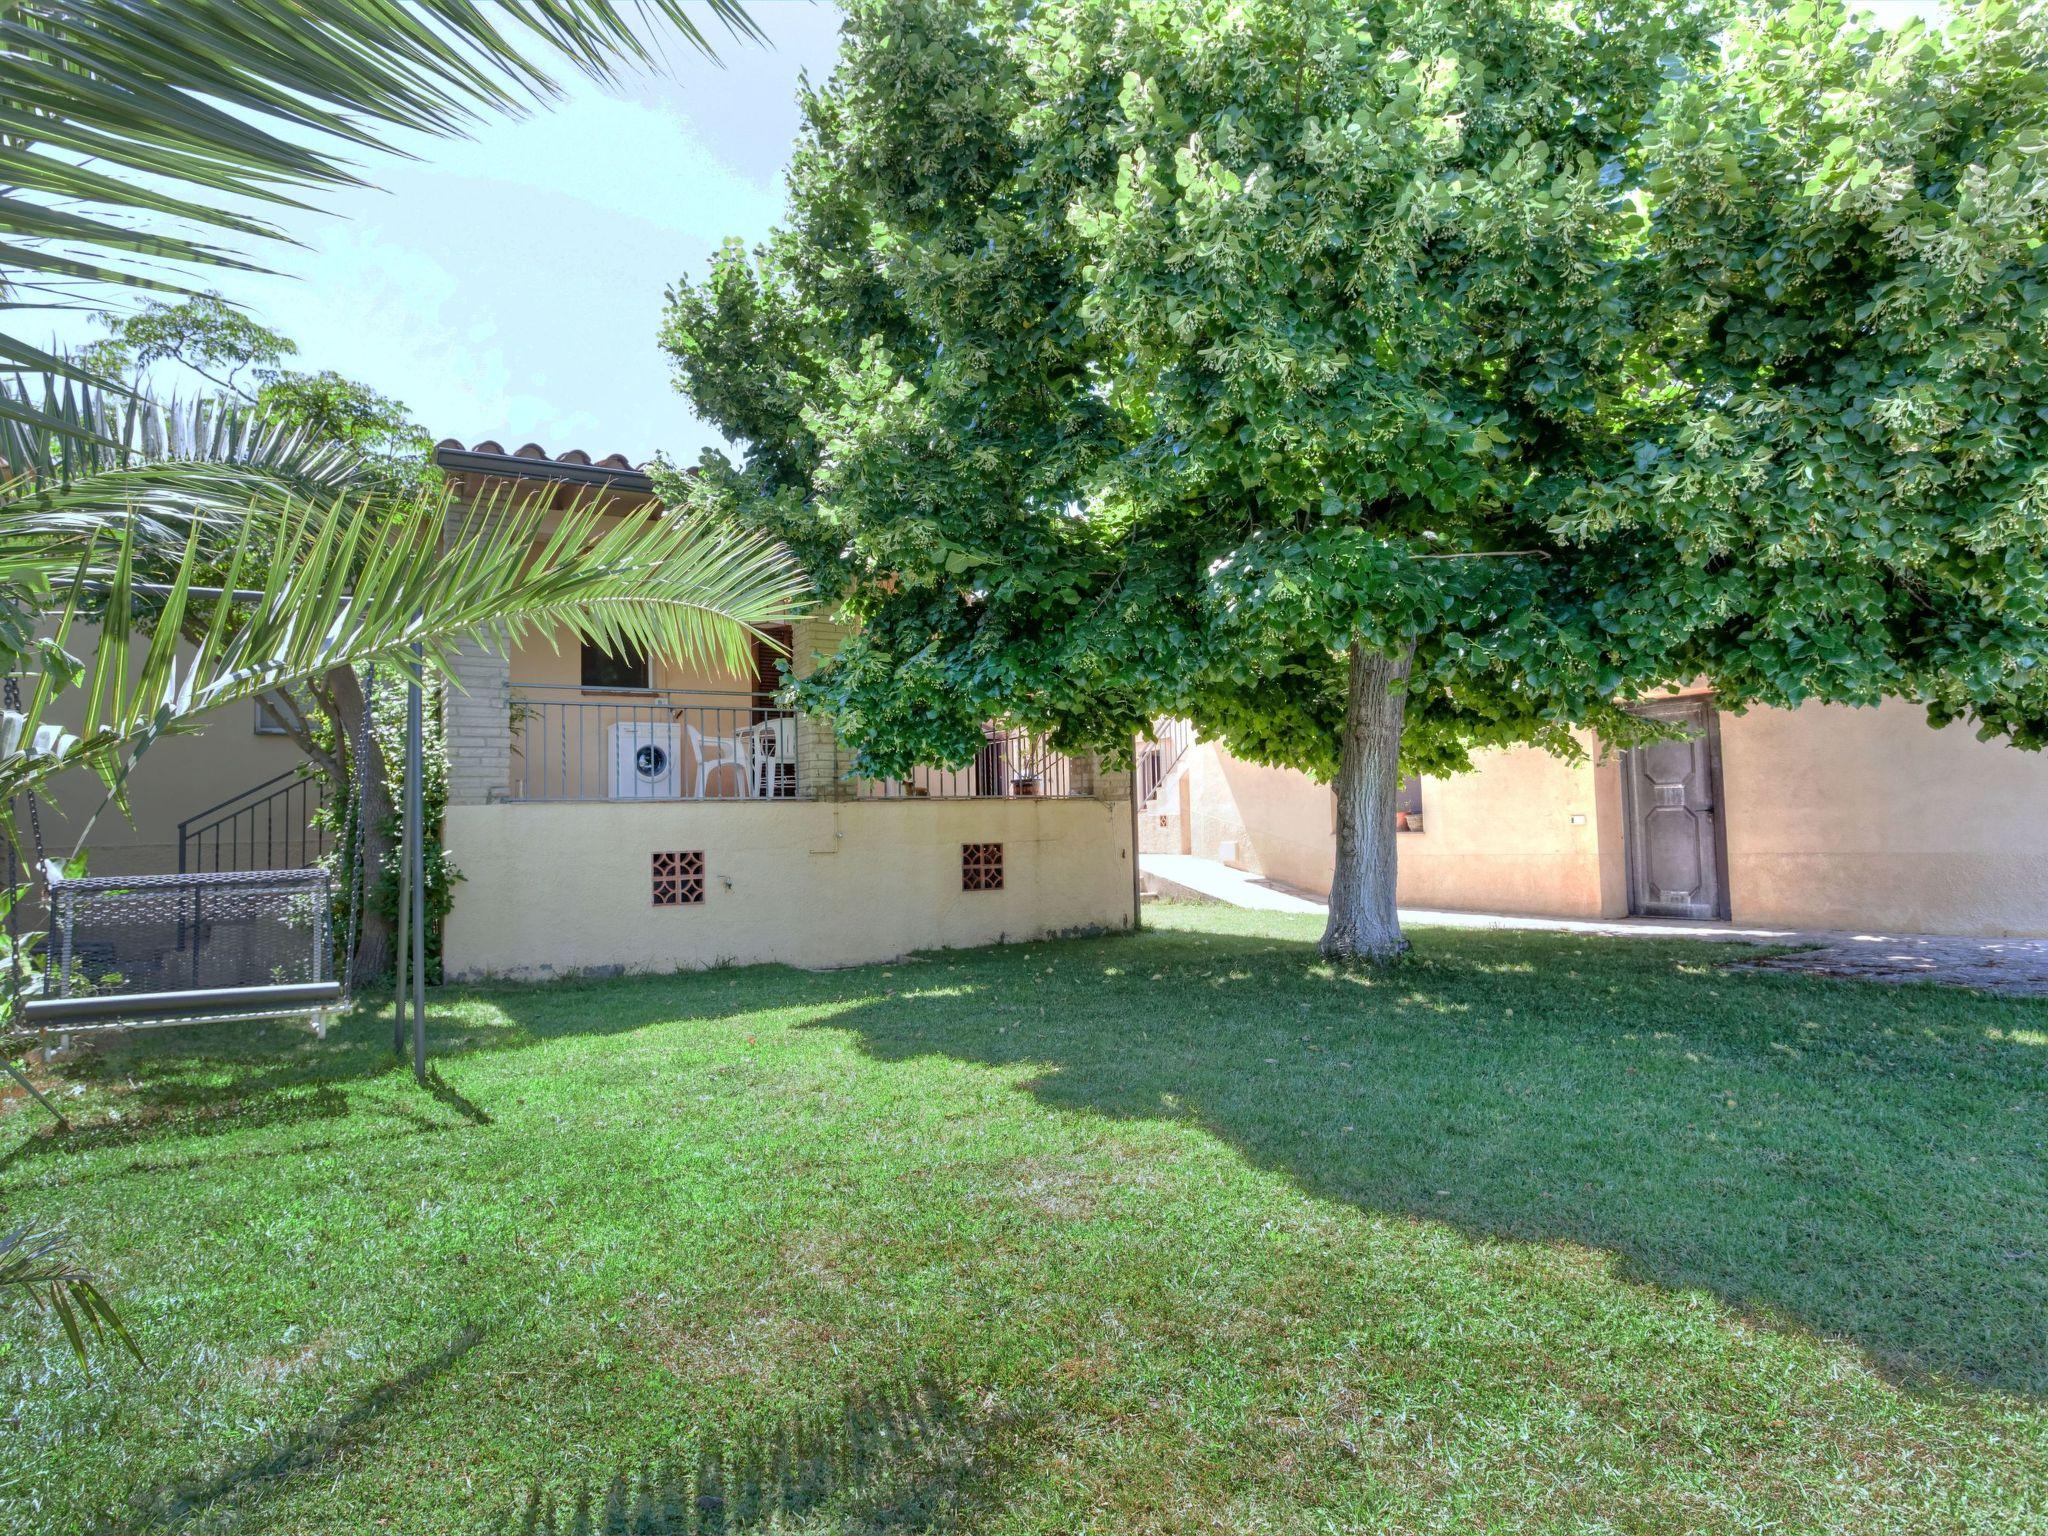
[1141,853,1329,914]
[1139,853,2048,997]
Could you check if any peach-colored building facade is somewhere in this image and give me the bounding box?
[431,441,1138,980]
[23,443,1139,982]
[49,438,2039,952]
[1145,693,2048,937]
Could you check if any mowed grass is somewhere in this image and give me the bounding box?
[3,902,2047,1534]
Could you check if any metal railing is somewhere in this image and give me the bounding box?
[504,687,1090,803]
[177,767,330,875]
[853,726,1077,799]
[1137,718,1194,806]
[509,686,798,802]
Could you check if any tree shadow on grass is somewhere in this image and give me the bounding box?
[0,972,740,1155]
[785,921,2048,1400]
[0,1082,358,1169]
[103,1324,485,1535]
[15,919,2047,1399]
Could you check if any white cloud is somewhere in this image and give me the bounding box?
[414,92,788,243]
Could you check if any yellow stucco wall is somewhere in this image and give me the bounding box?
[1166,739,1606,918]
[1398,740,1607,917]
[1167,697,2048,936]
[442,797,1137,979]
[1717,697,2048,934]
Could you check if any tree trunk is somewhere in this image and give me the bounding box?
[1320,642,1415,964]
[322,666,397,981]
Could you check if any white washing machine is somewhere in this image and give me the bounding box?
[609,721,680,799]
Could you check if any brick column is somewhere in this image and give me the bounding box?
[443,638,511,805]
[440,498,513,805]
[1068,752,1130,801]
[789,613,855,801]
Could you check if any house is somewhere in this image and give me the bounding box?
[14,442,1138,985]
[1141,692,2048,936]
[430,441,1138,979]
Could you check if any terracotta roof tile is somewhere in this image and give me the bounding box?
[431,438,654,491]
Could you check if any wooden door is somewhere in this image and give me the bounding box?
[1622,697,1729,920]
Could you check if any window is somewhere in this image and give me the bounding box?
[1396,774,1425,833]
[961,842,1004,891]
[581,639,649,691]
[652,851,705,906]
[253,696,290,736]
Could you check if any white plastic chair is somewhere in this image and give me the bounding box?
[685,722,748,798]
[740,718,795,798]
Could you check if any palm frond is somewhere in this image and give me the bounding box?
[0,1224,143,1373]
[1,479,808,820]
[0,379,368,605]
[0,0,760,431]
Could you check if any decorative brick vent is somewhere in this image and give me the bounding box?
[652,850,706,906]
[961,842,1004,892]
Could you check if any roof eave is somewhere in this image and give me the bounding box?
[432,445,655,495]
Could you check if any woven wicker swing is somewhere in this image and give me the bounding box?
[3,668,378,1121]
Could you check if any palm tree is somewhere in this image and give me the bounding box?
[1,0,782,1369]
[0,0,762,429]
[3,427,808,838]
[0,405,808,1373]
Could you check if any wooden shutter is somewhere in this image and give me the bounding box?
[750,624,794,723]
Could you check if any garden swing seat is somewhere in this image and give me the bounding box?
[19,867,342,1038]
[2,663,410,1139]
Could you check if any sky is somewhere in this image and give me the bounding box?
[45,0,1944,469]
[50,2,849,468]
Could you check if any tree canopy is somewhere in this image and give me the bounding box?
[664,0,2048,956]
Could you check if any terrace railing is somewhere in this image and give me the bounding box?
[504,686,1087,803]
[509,685,798,802]
[853,726,1077,799]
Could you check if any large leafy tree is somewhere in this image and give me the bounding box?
[84,296,437,491]
[666,0,2048,961]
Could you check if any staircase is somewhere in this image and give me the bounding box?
[1136,718,1194,809]
[178,767,329,875]
[1135,720,1199,862]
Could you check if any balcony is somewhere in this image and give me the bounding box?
[510,685,797,802]
[504,684,1083,803]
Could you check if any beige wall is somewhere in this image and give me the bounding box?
[505,626,753,695]
[1398,740,1608,917]
[1158,739,1608,919]
[442,796,1137,979]
[23,627,309,879]
[1718,697,2048,934]
[1165,697,2048,936]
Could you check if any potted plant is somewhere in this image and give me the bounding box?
[1011,770,1040,797]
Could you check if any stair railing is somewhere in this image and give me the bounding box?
[177,767,330,876]
[1137,719,1195,806]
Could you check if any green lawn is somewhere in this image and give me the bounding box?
[3,903,2046,1534]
